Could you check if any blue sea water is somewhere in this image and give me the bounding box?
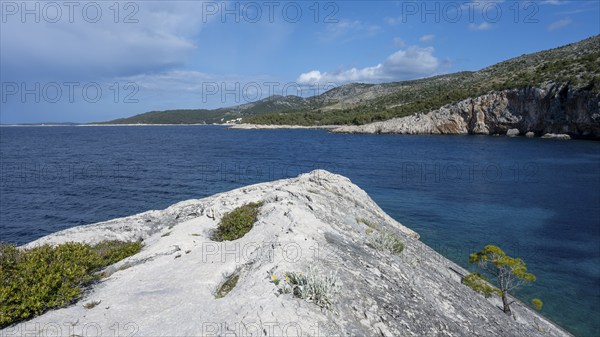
[0,125,599,336]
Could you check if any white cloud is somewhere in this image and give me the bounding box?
[548,17,572,31]
[297,46,440,85]
[469,22,493,31]
[393,37,406,48]
[420,34,435,42]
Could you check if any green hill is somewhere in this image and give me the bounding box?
[101,35,599,126]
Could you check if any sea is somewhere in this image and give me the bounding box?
[1,125,598,336]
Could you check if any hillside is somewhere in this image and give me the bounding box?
[247,35,599,126]
[101,35,599,128]
[99,95,309,125]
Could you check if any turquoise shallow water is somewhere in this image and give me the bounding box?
[1,126,598,336]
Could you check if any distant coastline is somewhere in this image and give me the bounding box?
[0,123,225,127]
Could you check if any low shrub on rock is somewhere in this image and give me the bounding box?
[462,272,500,298]
[271,267,341,311]
[368,230,404,255]
[0,240,142,327]
[213,202,263,241]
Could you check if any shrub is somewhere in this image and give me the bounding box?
[92,240,142,266]
[0,240,141,327]
[462,272,500,298]
[215,272,240,299]
[272,267,341,310]
[368,231,404,255]
[356,217,379,229]
[532,298,543,311]
[212,202,263,241]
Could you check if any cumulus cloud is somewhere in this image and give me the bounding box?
[297,46,440,85]
[548,17,572,31]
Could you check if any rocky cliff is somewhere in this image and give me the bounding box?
[332,84,600,138]
[3,171,572,337]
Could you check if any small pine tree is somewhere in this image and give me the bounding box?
[468,245,537,315]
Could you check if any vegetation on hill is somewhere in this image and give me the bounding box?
[248,35,599,126]
[101,35,599,126]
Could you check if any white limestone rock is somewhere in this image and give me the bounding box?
[5,171,572,337]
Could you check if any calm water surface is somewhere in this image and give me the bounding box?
[1,126,598,336]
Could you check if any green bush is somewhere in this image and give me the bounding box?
[91,240,142,266]
[532,298,543,311]
[212,202,263,241]
[462,272,500,298]
[0,240,142,327]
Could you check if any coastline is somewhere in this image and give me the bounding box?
[4,171,573,337]
[228,123,338,130]
[0,123,579,140]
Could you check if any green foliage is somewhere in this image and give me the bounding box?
[215,273,239,299]
[463,272,500,298]
[0,241,142,327]
[468,244,537,314]
[271,267,341,310]
[91,240,142,266]
[101,109,234,125]
[98,37,599,127]
[532,298,543,311]
[245,36,599,126]
[212,202,264,241]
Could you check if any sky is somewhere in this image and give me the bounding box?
[0,0,598,124]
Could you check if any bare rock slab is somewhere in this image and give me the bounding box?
[4,171,572,337]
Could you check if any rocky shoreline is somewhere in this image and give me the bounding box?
[330,84,599,138]
[4,171,573,336]
[229,124,338,130]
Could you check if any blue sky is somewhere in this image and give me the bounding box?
[0,0,598,123]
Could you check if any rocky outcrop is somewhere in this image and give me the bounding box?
[5,171,572,337]
[333,83,600,138]
[507,128,520,137]
[541,133,571,140]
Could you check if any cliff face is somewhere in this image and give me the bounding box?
[333,84,600,138]
[3,171,572,337]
